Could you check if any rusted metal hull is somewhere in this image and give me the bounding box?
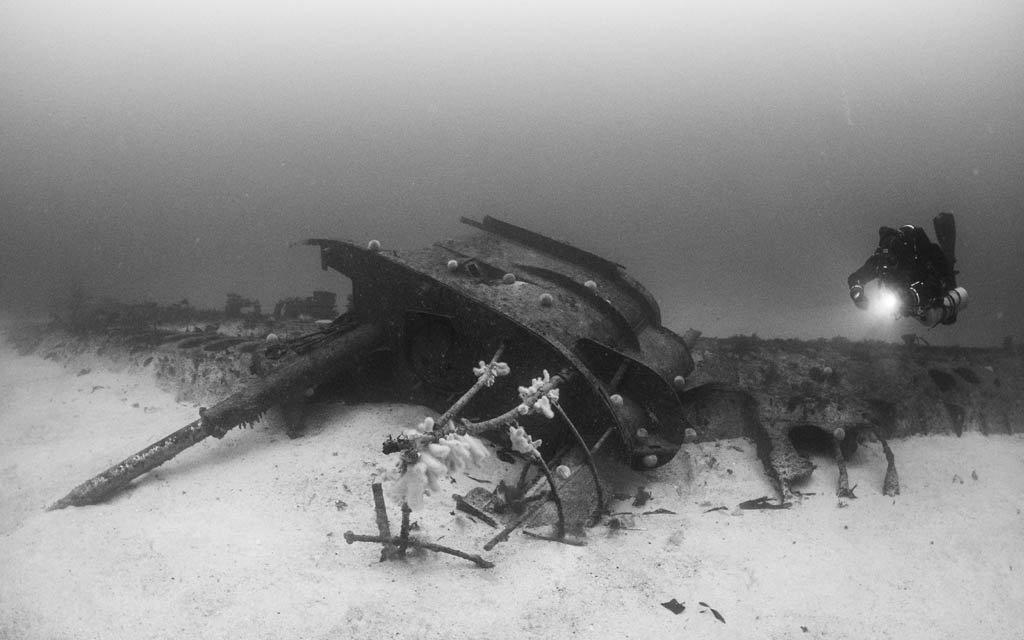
[308,216,697,468]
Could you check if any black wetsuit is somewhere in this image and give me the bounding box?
[847,223,958,324]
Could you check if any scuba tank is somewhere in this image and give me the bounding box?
[920,286,968,326]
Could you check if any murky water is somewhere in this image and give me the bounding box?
[2,2,1022,347]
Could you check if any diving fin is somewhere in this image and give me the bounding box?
[933,212,956,266]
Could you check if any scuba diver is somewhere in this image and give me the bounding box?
[847,212,968,326]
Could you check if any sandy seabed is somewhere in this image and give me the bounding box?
[1,338,1023,640]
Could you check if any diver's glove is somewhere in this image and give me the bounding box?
[849,285,868,310]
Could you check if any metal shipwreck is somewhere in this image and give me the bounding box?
[50,216,702,510]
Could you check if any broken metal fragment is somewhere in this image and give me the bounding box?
[661,599,686,614]
[738,496,792,510]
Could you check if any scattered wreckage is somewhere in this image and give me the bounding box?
[47,216,907,563]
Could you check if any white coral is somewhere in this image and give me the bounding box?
[473,360,511,387]
[509,425,542,457]
[533,395,555,419]
[392,432,490,510]
[516,370,559,419]
[455,433,490,465]
[418,451,446,492]
[391,461,428,510]
[403,416,436,438]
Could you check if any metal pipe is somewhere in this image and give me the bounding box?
[48,322,385,509]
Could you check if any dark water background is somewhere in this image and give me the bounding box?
[2,1,1021,346]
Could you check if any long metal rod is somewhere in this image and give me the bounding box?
[48,322,385,510]
[48,418,208,510]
